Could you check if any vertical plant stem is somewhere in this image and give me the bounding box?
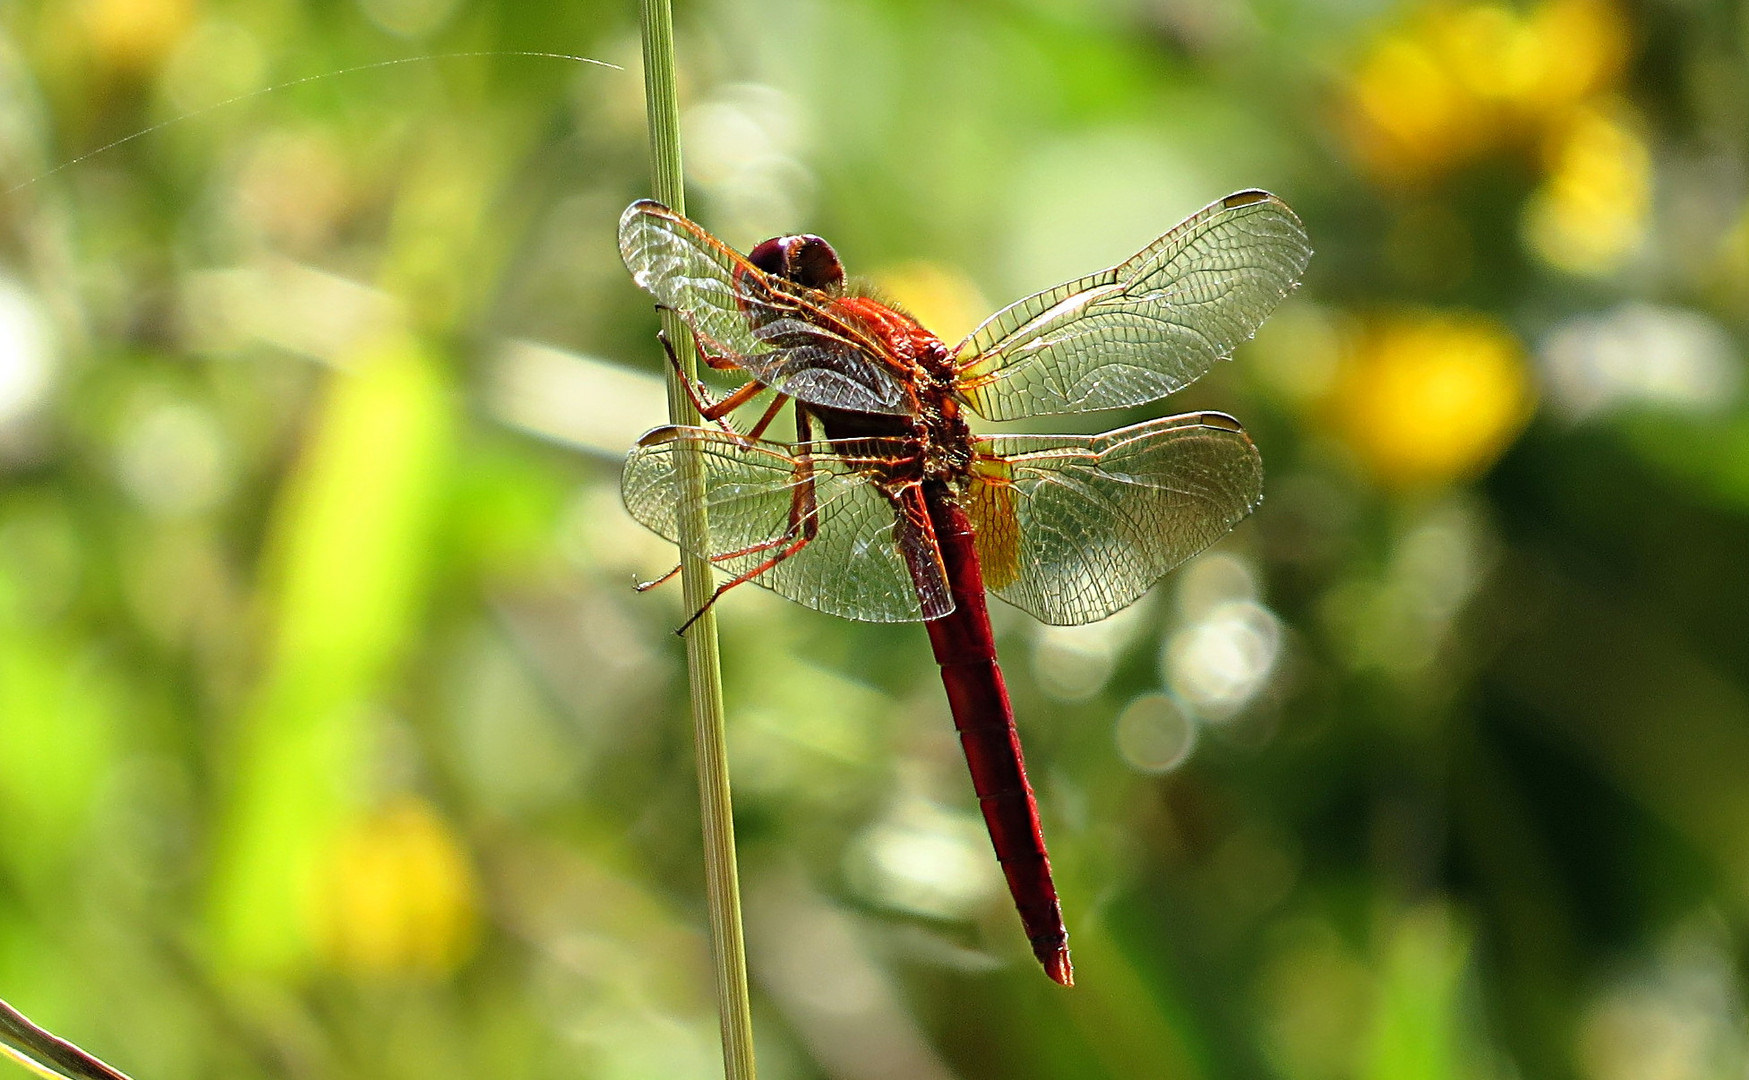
[637,3,758,1079]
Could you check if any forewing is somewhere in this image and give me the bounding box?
[619,201,912,415]
[968,413,1262,625]
[621,426,951,622]
[955,191,1310,421]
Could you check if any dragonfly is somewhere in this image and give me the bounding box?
[618,190,1310,985]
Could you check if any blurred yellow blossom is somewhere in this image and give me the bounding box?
[311,796,479,978]
[1525,0,1633,114]
[1439,5,1546,106]
[872,262,990,347]
[1327,312,1534,489]
[1345,33,1482,186]
[78,0,198,72]
[1343,0,1629,185]
[1523,102,1651,275]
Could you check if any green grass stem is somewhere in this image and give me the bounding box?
[636,4,758,1078]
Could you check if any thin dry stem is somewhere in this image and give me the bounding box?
[636,3,758,1078]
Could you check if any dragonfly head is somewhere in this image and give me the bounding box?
[748,233,844,293]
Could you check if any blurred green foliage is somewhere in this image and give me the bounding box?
[1,1,1748,1079]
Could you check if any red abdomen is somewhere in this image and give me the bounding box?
[910,482,1072,986]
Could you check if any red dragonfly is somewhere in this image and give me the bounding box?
[618,191,1310,985]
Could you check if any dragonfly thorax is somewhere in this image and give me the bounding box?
[830,306,974,480]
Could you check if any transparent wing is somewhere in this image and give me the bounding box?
[621,426,952,623]
[954,191,1310,421]
[966,413,1262,625]
[619,201,913,416]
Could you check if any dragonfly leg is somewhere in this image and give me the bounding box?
[635,563,683,593]
[675,529,813,636]
[637,532,796,594]
[674,451,821,636]
[636,474,822,596]
[639,528,797,597]
[656,328,779,433]
[700,379,768,422]
[652,308,741,371]
[656,329,741,433]
[742,392,789,440]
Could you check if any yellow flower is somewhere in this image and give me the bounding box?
[1436,5,1547,108]
[872,262,989,347]
[78,0,197,72]
[1328,313,1535,489]
[310,797,479,978]
[1341,0,1629,186]
[1344,31,1483,185]
[1523,102,1651,275]
[1523,0,1632,116]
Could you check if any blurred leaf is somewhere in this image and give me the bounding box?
[0,572,118,881]
[208,333,455,973]
[1619,411,1749,512]
[1363,906,1472,1080]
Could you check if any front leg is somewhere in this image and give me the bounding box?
[654,324,792,437]
[653,305,744,372]
[657,328,753,433]
[673,449,821,635]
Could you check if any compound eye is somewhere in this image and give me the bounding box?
[747,237,788,277]
[747,234,844,291]
[787,235,844,291]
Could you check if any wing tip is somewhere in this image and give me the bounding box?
[619,198,678,250]
[1195,411,1247,434]
[1222,188,1277,209]
[1219,189,1311,252]
[634,424,684,447]
[620,198,658,230]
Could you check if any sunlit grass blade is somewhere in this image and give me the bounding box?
[0,998,133,1080]
[209,333,455,972]
[1364,906,1472,1080]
